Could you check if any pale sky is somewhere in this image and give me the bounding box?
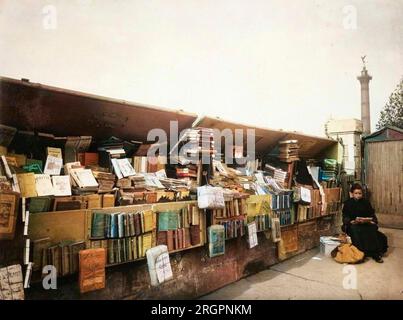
[0,0,402,137]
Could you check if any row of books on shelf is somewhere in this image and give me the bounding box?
[157,205,201,231]
[297,204,321,222]
[216,219,246,240]
[273,209,295,226]
[156,226,201,252]
[247,214,272,232]
[28,194,115,213]
[212,197,248,219]
[116,189,192,207]
[270,192,293,210]
[91,210,155,239]
[30,238,86,276]
[90,232,154,265]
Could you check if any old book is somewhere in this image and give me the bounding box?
[102,194,115,208]
[91,212,106,238]
[52,175,72,196]
[0,176,12,192]
[29,196,52,213]
[0,192,19,240]
[78,152,99,166]
[208,225,225,257]
[23,163,42,174]
[178,228,183,249]
[158,212,178,231]
[86,194,102,209]
[60,241,74,276]
[44,155,63,175]
[47,147,63,159]
[32,238,51,271]
[191,206,200,225]
[190,225,201,246]
[71,169,98,188]
[0,264,24,300]
[7,153,27,167]
[69,241,86,274]
[79,248,106,293]
[116,178,132,188]
[34,174,54,196]
[143,210,154,233]
[184,228,191,248]
[142,232,153,257]
[54,199,83,211]
[166,230,174,251]
[1,155,13,179]
[17,172,37,198]
[157,231,168,246]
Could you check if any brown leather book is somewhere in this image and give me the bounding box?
[134,213,142,235]
[79,248,106,293]
[167,230,174,251]
[184,228,191,248]
[178,228,183,249]
[190,225,200,246]
[175,229,179,250]
[84,153,99,166]
[157,231,168,246]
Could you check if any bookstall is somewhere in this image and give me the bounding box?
[0,77,343,300]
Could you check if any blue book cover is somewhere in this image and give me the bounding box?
[118,213,124,238]
[111,213,119,238]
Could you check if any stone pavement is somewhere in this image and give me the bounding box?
[201,228,403,300]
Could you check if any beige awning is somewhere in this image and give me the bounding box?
[193,116,337,158]
[0,76,198,142]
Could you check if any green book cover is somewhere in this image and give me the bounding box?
[26,159,43,171]
[29,196,52,213]
[91,212,106,238]
[158,211,178,231]
[23,163,43,174]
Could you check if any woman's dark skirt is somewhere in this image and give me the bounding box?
[347,224,388,257]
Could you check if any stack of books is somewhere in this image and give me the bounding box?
[278,140,300,162]
[264,164,288,185]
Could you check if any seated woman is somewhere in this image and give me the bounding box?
[342,183,388,263]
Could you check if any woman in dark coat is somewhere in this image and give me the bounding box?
[342,183,388,263]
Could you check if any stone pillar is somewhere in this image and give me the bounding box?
[357,67,372,135]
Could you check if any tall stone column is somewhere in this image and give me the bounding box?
[357,66,372,135]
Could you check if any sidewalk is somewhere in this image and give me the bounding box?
[200,228,403,300]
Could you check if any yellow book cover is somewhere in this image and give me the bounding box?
[17,173,37,198]
[142,232,152,257]
[143,210,154,232]
[47,147,63,159]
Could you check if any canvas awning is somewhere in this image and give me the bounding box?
[193,116,337,158]
[0,76,198,142]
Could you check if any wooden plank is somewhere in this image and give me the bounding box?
[366,140,403,217]
[29,209,87,244]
